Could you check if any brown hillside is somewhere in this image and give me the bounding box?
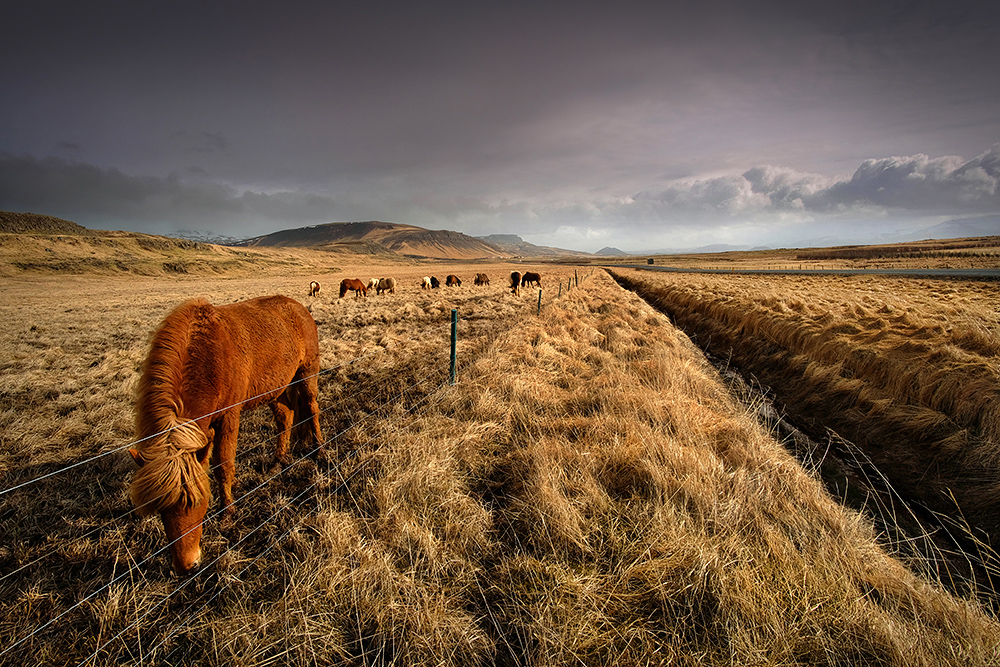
[244,221,509,260]
[0,211,93,235]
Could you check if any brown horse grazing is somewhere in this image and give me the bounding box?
[474,273,490,286]
[128,295,323,575]
[376,277,396,295]
[510,271,521,296]
[309,281,320,297]
[521,271,541,288]
[446,274,462,287]
[339,278,367,299]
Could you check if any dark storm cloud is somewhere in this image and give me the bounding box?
[1,1,998,249]
[0,154,244,233]
[170,131,233,156]
[7,143,995,242]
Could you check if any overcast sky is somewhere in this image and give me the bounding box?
[1,0,997,252]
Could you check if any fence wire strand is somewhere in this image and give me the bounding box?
[1,281,559,665]
[0,339,449,585]
[0,317,459,662]
[0,320,452,499]
[1,367,452,663]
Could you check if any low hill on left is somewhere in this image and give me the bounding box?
[0,211,341,277]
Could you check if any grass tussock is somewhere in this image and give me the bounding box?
[0,267,998,665]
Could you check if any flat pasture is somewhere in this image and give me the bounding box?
[1,262,998,666]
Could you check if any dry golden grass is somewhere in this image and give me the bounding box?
[609,268,1000,598]
[1,263,998,665]
[586,236,1000,272]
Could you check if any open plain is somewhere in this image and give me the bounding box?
[1,243,999,665]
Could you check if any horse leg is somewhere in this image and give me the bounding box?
[270,395,295,469]
[213,411,241,523]
[300,373,323,454]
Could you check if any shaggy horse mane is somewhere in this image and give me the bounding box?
[129,299,213,516]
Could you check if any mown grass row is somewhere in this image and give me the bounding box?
[609,267,1000,602]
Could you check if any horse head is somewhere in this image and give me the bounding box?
[129,420,213,575]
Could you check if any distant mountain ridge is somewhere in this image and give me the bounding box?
[242,221,508,260]
[916,215,999,240]
[476,234,592,257]
[636,216,999,255]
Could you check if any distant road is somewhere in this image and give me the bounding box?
[602,264,1000,279]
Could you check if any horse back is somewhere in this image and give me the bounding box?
[215,296,320,408]
[141,296,319,427]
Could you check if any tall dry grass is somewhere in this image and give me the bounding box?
[610,268,1000,598]
[1,267,998,665]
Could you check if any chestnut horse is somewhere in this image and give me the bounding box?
[128,295,323,574]
[339,278,367,299]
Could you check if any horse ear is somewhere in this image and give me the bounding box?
[129,448,144,467]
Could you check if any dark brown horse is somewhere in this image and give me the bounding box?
[510,271,521,296]
[446,274,462,287]
[521,271,541,288]
[128,295,323,575]
[474,273,490,286]
[339,278,367,299]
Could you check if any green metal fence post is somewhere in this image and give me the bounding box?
[450,308,457,385]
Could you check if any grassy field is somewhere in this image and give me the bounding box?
[1,254,999,665]
[589,236,1000,272]
[609,268,1000,598]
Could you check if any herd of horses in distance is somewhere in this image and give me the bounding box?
[128,269,542,574]
[306,270,544,299]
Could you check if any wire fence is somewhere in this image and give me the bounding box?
[0,314,466,665]
[0,270,598,665]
